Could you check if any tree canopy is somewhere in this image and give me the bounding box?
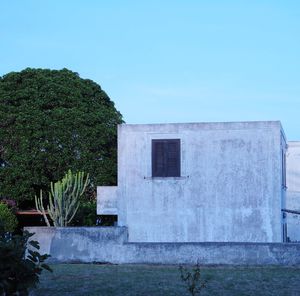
[0,68,123,207]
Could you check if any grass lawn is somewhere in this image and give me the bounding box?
[32,264,300,296]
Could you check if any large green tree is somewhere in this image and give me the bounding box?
[0,68,123,208]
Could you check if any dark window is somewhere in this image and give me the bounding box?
[152,139,180,177]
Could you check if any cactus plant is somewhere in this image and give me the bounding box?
[35,170,90,227]
[35,190,51,227]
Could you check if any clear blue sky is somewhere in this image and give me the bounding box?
[1,1,300,139]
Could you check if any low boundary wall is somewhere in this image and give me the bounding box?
[25,227,300,265]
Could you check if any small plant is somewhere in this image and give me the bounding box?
[179,263,208,296]
[0,202,18,233]
[35,170,90,227]
[0,225,52,295]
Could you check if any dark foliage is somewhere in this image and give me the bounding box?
[0,198,17,211]
[0,68,123,208]
[0,202,18,233]
[0,226,52,295]
[97,215,117,226]
[71,200,97,226]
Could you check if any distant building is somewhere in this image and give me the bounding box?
[286,142,300,242]
[97,121,292,243]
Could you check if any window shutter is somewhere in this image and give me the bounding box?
[166,140,180,177]
[152,140,166,177]
[152,139,180,177]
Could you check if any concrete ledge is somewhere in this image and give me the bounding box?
[25,227,300,265]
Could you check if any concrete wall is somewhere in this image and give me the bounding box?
[97,186,118,215]
[286,142,300,242]
[26,227,128,263]
[26,227,300,265]
[113,121,284,243]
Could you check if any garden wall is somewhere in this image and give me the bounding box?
[25,227,300,265]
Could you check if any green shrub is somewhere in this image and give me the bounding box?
[72,200,97,226]
[0,202,18,232]
[0,226,52,295]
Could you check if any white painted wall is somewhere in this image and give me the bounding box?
[286,142,300,242]
[97,186,118,215]
[106,121,284,243]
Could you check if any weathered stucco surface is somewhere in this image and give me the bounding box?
[26,227,300,265]
[98,121,286,243]
[286,142,300,242]
[97,186,118,215]
[26,227,127,263]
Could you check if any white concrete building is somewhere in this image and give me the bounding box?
[98,121,289,243]
[286,142,300,242]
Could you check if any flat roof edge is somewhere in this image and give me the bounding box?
[119,120,282,127]
[287,141,300,146]
[118,121,283,132]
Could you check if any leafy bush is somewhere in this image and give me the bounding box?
[0,198,17,210]
[0,226,52,295]
[72,200,97,226]
[0,202,18,232]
